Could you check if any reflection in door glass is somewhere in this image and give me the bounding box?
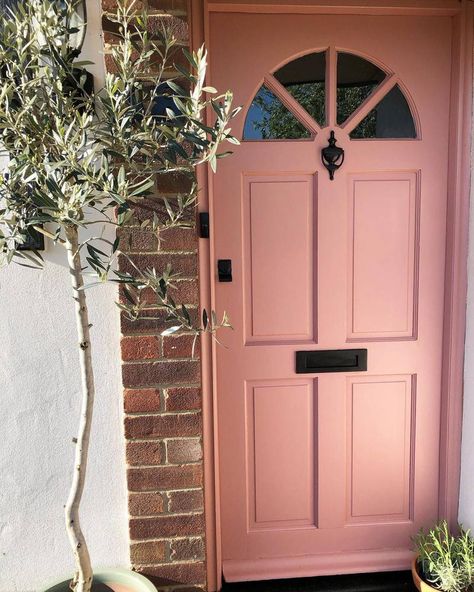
[337,52,386,125]
[274,51,326,127]
[243,85,311,140]
[350,84,417,139]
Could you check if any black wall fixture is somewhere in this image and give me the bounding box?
[218,259,232,282]
[321,130,345,180]
[17,226,45,252]
[199,212,210,239]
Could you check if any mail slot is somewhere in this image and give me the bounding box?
[296,349,367,374]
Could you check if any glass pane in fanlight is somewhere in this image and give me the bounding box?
[337,52,386,125]
[274,51,326,127]
[244,85,311,140]
[350,84,417,139]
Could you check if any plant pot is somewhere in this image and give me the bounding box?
[41,568,157,592]
[412,557,439,592]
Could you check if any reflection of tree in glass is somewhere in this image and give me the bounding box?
[251,83,378,140]
[285,82,325,127]
[338,85,377,138]
[252,86,310,139]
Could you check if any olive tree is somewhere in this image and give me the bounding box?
[0,1,237,590]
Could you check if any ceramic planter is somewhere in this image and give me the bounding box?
[411,558,440,592]
[41,568,157,592]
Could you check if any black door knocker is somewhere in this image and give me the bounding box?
[321,130,344,180]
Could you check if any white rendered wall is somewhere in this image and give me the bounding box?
[459,71,474,529]
[0,2,130,591]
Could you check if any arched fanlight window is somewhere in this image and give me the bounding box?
[243,49,417,141]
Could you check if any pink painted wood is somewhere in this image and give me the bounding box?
[209,10,454,582]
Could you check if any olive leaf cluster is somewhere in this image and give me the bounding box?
[0,0,238,337]
[414,521,474,592]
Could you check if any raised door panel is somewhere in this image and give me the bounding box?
[243,174,317,344]
[347,172,419,341]
[346,375,415,524]
[246,379,317,530]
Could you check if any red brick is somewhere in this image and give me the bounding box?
[128,464,203,491]
[136,280,198,306]
[122,359,200,388]
[121,336,161,361]
[130,514,205,539]
[148,0,188,10]
[121,308,170,334]
[104,54,120,75]
[129,492,165,516]
[117,227,158,252]
[136,563,206,586]
[127,441,164,466]
[118,253,197,279]
[131,541,166,564]
[163,334,199,359]
[168,490,203,513]
[106,51,177,77]
[127,196,194,227]
[124,388,161,413]
[159,227,197,252]
[125,413,201,439]
[167,439,202,463]
[155,172,194,194]
[170,538,204,562]
[102,0,145,11]
[103,31,116,45]
[147,15,189,44]
[165,387,201,412]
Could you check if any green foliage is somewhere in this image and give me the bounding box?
[414,521,474,592]
[0,0,238,337]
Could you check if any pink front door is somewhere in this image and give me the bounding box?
[209,10,453,582]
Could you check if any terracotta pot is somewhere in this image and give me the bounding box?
[411,558,439,592]
[41,568,157,592]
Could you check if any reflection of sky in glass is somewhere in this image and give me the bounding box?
[243,87,272,140]
[243,86,310,140]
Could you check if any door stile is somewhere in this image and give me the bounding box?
[439,0,473,526]
[190,1,223,590]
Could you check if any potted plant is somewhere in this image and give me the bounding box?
[412,521,474,592]
[0,1,237,591]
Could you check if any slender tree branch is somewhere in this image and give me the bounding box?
[33,225,66,245]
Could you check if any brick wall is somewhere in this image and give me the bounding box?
[101,1,207,589]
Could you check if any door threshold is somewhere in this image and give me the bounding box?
[221,571,416,592]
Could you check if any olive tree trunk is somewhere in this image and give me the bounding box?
[64,224,94,592]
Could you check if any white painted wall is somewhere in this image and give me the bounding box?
[458,88,474,530]
[0,2,130,591]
